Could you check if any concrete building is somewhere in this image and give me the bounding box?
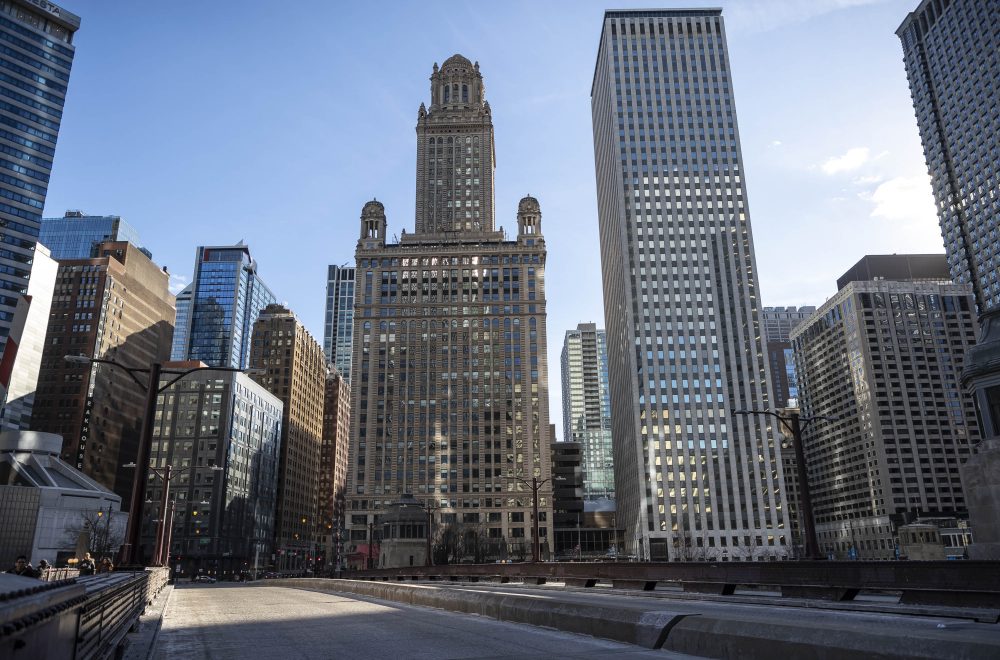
[0,431,124,568]
[897,1,999,312]
[320,368,350,571]
[149,363,282,578]
[323,265,356,382]
[836,255,951,292]
[898,0,1000,561]
[791,255,979,559]
[346,55,554,563]
[249,304,327,571]
[560,323,614,502]
[762,307,817,344]
[761,307,816,409]
[591,9,789,561]
[39,211,147,260]
[30,242,175,506]
[0,244,57,430]
[0,1,80,351]
[171,243,276,369]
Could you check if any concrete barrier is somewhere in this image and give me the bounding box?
[264,578,1000,659]
[265,578,686,649]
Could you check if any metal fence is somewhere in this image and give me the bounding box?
[0,567,170,660]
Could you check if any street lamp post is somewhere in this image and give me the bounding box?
[508,474,550,563]
[64,355,241,566]
[368,521,375,569]
[732,408,834,561]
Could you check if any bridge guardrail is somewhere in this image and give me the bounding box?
[1,566,172,660]
[346,560,1000,611]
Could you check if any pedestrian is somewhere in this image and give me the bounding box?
[78,552,96,576]
[6,555,40,578]
[37,559,50,577]
[98,557,114,574]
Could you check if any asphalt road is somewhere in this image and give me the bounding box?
[152,583,695,659]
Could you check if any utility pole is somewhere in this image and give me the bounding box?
[733,408,834,560]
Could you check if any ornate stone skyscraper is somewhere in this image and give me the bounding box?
[346,57,554,565]
[414,55,495,234]
[591,10,790,561]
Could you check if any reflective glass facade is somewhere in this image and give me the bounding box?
[561,323,614,502]
[170,283,192,361]
[0,0,79,347]
[39,212,146,259]
[150,370,283,577]
[592,10,789,561]
[177,245,276,369]
[898,0,1000,312]
[323,264,355,382]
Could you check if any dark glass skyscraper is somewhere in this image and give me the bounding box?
[897,0,999,312]
[323,264,355,382]
[0,0,79,347]
[173,244,276,369]
[39,210,146,259]
[592,9,789,561]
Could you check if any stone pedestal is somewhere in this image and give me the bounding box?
[960,309,1000,560]
[960,438,1000,559]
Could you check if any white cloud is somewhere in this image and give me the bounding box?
[868,174,937,225]
[853,174,883,185]
[168,273,189,295]
[770,140,783,147]
[821,147,870,175]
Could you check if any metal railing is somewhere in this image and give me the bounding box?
[347,560,1000,611]
[1,567,171,660]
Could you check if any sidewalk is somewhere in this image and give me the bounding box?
[122,583,174,660]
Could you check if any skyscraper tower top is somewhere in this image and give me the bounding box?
[415,54,496,235]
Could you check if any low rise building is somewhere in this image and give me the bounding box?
[0,431,124,568]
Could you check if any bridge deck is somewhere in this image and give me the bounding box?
[151,582,687,659]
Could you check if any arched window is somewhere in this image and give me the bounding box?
[443,85,450,103]
[462,84,468,102]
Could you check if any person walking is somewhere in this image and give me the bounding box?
[78,552,96,576]
[98,557,114,574]
[7,556,40,578]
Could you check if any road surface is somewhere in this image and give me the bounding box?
[153,582,694,659]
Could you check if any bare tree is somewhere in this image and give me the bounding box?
[64,510,123,559]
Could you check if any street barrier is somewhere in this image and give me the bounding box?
[346,560,1000,611]
[0,566,170,659]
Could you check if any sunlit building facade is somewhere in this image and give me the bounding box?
[173,244,276,369]
[592,9,789,560]
[346,55,554,562]
[323,265,356,382]
[0,1,80,349]
[561,323,614,502]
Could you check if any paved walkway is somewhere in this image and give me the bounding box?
[152,583,694,659]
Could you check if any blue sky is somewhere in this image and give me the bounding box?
[46,0,943,439]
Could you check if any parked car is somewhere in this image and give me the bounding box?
[193,574,217,583]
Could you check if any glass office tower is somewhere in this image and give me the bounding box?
[591,9,789,561]
[897,0,999,313]
[561,323,614,502]
[39,210,146,259]
[0,0,80,348]
[323,264,355,382]
[174,244,276,369]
